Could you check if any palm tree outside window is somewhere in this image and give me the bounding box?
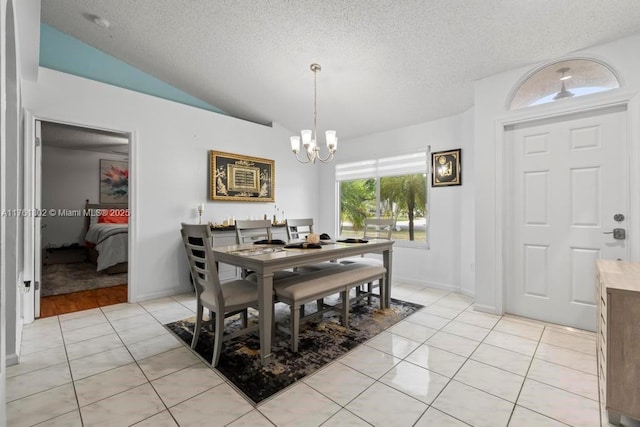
[336,152,428,245]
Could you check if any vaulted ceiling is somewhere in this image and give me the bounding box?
[41,1,640,140]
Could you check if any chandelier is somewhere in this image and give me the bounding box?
[290,63,337,164]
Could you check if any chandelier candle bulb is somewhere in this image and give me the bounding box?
[301,130,312,148]
[325,130,337,150]
[290,136,301,153]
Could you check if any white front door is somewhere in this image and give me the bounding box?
[506,105,628,331]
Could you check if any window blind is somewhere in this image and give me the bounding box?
[335,151,429,181]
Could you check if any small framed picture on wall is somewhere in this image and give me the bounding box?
[431,149,461,187]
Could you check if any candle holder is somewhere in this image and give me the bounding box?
[197,204,204,224]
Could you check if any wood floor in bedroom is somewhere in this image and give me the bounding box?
[39,284,128,317]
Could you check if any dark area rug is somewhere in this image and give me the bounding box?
[165,295,422,404]
[41,262,127,296]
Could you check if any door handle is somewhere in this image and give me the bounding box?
[603,228,626,240]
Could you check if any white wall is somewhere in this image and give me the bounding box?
[41,146,127,248]
[318,109,475,292]
[473,33,640,313]
[457,110,475,296]
[1,0,9,417]
[3,0,22,369]
[13,0,38,82]
[23,68,320,302]
[2,0,27,418]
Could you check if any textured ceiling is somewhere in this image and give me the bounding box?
[41,1,640,140]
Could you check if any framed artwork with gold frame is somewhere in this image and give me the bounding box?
[210,151,275,202]
[431,149,461,187]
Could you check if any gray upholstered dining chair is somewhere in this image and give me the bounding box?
[235,219,273,243]
[341,217,394,304]
[285,218,315,240]
[285,217,342,272]
[180,223,260,367]
[284,218,342,314]
[362,218,394,240]
[235,219,273,278]
[235,219,298,280]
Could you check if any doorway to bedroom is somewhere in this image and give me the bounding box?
[38,120,130,317]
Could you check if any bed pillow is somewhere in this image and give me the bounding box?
[98,209,129,224]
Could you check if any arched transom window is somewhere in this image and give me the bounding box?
[510,59,620,110]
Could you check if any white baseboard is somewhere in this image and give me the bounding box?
[392,275,460,293]
[6,352,19,367]
[131,285,193,303]
[472,303,498,315]
[424,281,459,293]
[460,288,475,298]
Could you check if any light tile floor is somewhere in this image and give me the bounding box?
[6,283,640,427]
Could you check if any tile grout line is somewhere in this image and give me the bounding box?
[150,295,260,424]
[342,289,461,426]
[413,304,508,425]
[505,323,545,426]
[16,288,600,427]
[148,293,277,424]
[84,303,176,423]
[251,295,399,424]
[59,313,86,426]
[361,294,479,425]
[403,303,592,426]
[254,288,456,426]
[301,371,374,426]
[503,324,576,427]
[117,298,201,425]
[5,314,84,424]
[244,296,373,424]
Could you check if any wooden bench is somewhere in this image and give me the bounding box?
[274,263,387,352]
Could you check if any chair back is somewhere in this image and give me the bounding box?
[235,219,273,243]
[180,223,224,309]
[363,218,394,240]
[286,218,314,240]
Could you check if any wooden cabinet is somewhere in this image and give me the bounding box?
[596,260,640,425]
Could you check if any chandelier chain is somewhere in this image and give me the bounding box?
[313,66,318,147]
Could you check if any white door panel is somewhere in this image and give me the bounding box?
[506,106,628,331]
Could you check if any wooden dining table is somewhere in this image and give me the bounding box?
[212,239,394,363]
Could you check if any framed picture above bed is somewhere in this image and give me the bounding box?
[100,159,129,204]
[209,150,275,202]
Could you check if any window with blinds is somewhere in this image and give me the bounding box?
[335,151,429,244]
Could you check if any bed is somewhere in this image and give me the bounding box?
[84,199,129,274]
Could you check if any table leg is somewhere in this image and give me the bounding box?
[382,247,393,308]
[257,272,274,364]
